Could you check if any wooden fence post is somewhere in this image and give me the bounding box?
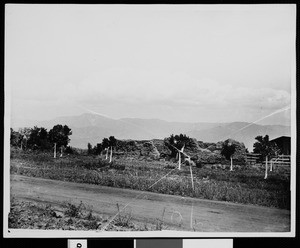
[109,146,113,163]
[264,156,268,179]
[54,143,56,158]
[178,152,181,170]
[190,164,194,191]
[105,148,108,160]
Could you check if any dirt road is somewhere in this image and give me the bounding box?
[10,175,290,232]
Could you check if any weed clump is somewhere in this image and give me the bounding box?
[64,201,85,218]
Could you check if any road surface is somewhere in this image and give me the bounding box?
[10,175,290,232]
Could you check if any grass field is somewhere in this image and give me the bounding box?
[10,149,291,210]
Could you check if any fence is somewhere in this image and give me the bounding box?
[246,153,291,168]
[269,155,291,168]
[245,153,261,165]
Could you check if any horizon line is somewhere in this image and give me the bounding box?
[11,111,291,128]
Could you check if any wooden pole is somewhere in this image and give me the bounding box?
[264,156,268,179]
[109,146,113,163]
[270,161,273,172]
[178,152,181,170]
[54,143,56,158]
[60,146,63,157]
[190,164,194,191]
[230,156,233,171]
[105,148,108,160]
[190,202,194,230]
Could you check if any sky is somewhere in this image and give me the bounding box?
[6,4,296,126]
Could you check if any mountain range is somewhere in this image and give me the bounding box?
[11,113,291,151]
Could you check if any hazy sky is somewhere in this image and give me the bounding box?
[6,4,295,125]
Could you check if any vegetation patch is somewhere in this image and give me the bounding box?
[8,197,176,231]
[10,149,290,209]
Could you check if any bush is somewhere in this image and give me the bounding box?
[64,201,85,218]
[82,159,110,170]
[65,146,75,154]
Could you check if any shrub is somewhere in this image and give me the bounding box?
[64,201,85,218]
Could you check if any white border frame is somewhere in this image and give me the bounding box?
[3,4,297,238]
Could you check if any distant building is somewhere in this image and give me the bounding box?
[270,136,291,155]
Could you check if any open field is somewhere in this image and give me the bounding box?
[10,149,290,210]
[10,175,290,232]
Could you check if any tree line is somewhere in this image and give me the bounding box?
[10,125,72,152]
[87,133,279,161]
[11,124,279,164]
[87,136,117,155]
[164,133,279,162]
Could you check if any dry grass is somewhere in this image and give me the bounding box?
[10,149,290,209]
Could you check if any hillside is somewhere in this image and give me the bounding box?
[187,122,291,151]
[11,113,291,150]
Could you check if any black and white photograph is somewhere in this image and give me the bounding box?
[4,4,296,237]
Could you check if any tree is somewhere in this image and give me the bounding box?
[102,138,110,149]
[10,128,22,147]
[109,136,117,147]
[27,126,51,150]
[65,146,75,154]
[164,134,196,158]
[253,135,279,161]
[101,138,110,159]
[87,143,92,155]
[92,143,103,155]
[48,124,72,148]
[101,136,117,161]
[108,136,117,162]
[17,127,31,149]
[253,135,280,179]
[18,127,31,138]
[221,139,236,171]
